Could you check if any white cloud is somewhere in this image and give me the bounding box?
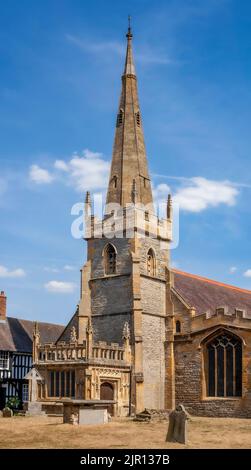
[229,266,237,274]
[153,183,171,202]
[244,269,251,278]
[44,280,76,293]
[66,34,124,55]
[66,34,172,66]
[44,267,59,273]
[55,148,110,192]
[173,177,239,213]
[0,265,26,278]
[30,149,109,193]
[29,165,54,184]
[64,265,76,271]
[54,160,69,172]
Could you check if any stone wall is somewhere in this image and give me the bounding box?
[174,327,251,418]
[91,276,132,317]
[140,277,166,316]
[140,237,168,280]
[90,237,133,344]
[142,313,166,409]
[172,294,190,334]
[91,238,132,278]
[92,313,131,344]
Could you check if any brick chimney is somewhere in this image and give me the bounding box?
[0,291,6,321]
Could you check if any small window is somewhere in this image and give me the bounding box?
[104,243,117,275]
[235,309,244,318]
[216,307,225,316]
[145,211,149,221]
[113,176,118,189]
[116,109,124,127]
[135,111,140,127]
[22,383,29,402]
[147,249,155,276]
[176,321,181,333]
[0,351,9,370]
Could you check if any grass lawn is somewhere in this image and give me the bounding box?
[0,415,251,449]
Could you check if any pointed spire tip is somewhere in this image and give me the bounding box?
[126,14,133,39]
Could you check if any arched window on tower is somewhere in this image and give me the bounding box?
[206,331,242,397]
[176,320,181,333]
[104,243,117,275]
[147,248,156,276]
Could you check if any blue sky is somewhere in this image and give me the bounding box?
[0,0,251,324]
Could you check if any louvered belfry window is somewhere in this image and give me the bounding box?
[147,249,155,276]
[207,333,242,397]
[135,111,140,126]
[104,244,116,275]
[116,108,124,127]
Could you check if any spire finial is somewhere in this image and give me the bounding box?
[126,14,132,39]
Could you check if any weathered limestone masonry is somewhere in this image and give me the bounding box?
[31,24,251,418]
[32,25,173,416]
[79,23,173,414]
[33,320,131,417]
[83,207,172,414]
[172,273,251,418]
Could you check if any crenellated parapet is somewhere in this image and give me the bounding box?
[189,306,251,336]
[84,203,172,242]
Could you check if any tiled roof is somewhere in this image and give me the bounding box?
[172,269,251,317]
[0,317,64,353]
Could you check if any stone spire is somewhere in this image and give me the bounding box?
[106,23,154,212]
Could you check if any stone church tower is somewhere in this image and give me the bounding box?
[77,24,173,413]
[32,24,251,419]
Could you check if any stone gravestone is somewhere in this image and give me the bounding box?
[24,368,45,415]
[2,407,13,418]
[166,404,190,444]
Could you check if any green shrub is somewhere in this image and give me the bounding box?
[6,397,21,410]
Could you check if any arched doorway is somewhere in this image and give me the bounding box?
[100,382,114,416]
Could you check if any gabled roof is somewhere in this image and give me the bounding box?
[0,317,64,353]
[172,269,251,318]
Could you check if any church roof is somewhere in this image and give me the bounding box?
[0,317,64,353]
[173,269,251,318]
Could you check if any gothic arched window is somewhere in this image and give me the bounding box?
[176,320,181,333]
[104,243,117,275]
[206,332,242,397]
[147,248,156,276]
